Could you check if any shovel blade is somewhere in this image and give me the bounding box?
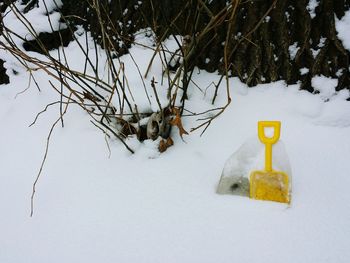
[250,171,290,203]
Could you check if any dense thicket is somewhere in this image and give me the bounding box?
[59,0,350,92]
[1,0,350,93]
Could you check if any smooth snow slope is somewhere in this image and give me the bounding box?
[1,2,350,263]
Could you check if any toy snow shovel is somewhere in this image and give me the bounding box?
[250,121,290,203]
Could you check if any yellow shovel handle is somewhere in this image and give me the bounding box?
[258,121,281,172]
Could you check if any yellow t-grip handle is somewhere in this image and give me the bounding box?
[258,121,281,172]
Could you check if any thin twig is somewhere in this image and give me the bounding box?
[30,94,71,217]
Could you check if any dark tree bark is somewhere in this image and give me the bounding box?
[4,0,350,92]
[0,59,9,84]
[58,0,350,92]
[0,1,11,84]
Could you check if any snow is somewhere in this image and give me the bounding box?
[307,0,319,19]
[300,67,309,75]
[288,42,299,60]
[264,16,271,23]
[318,37,326,48]
[311,75,338,100]
[336,10,350,51]
[1,2,350,263]
[5,1,63,37]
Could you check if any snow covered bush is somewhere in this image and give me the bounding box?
[0,0,236,155]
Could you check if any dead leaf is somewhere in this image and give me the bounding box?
[158,140,167,153]
[166,137,174,147]
[170,108,188,139]
[158,137,174,153]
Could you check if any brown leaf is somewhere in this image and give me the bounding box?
[170,108,188,139]
[158,139,167,153]
[158,137,174,153]
[165,137,174,147]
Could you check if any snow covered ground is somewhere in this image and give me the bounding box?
[1,2,350,263]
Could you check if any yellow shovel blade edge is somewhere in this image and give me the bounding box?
[250,171,290,204]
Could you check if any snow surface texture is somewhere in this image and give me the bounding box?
[1,2,350,263]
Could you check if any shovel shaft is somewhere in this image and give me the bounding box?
[265,143,273,172]
[258,121,281,172]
